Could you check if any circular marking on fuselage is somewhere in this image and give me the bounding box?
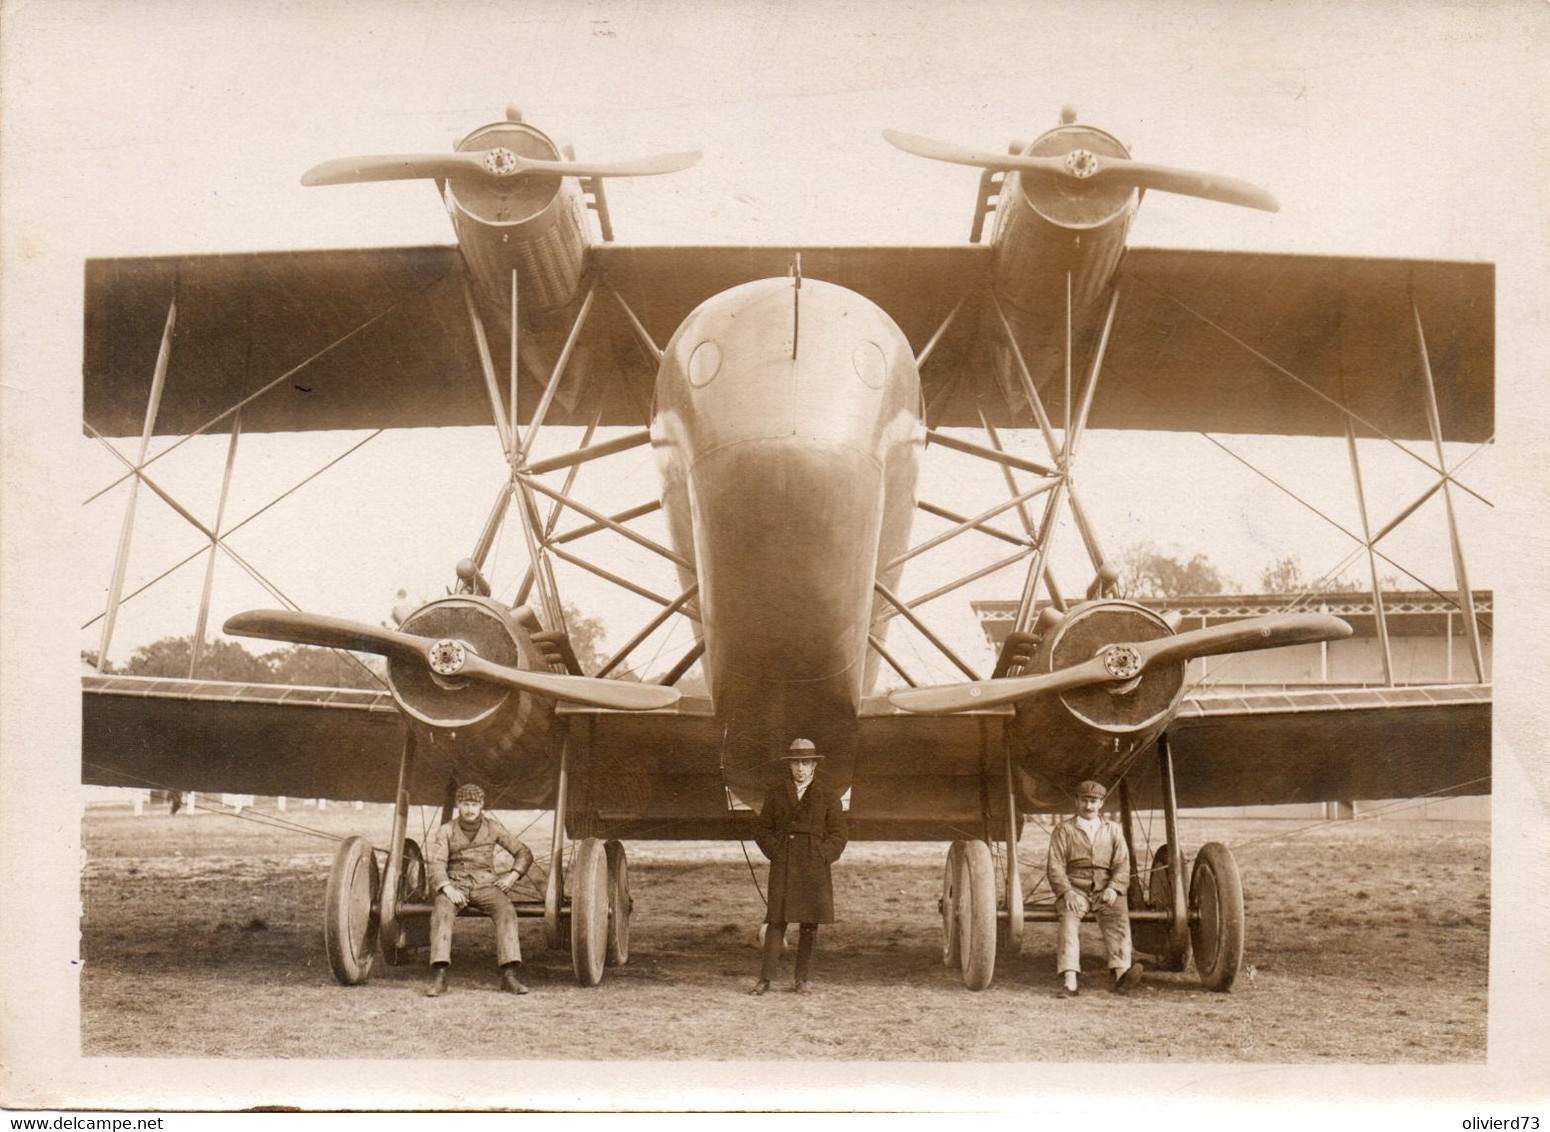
[852,341,886,389]
[688,340,722,388]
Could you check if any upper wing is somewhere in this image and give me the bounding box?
[84,245,1490,442]
[1101,250,1493,442]
[82,247,658,438]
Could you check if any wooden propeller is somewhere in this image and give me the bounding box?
[887,611,1349,714]
[302,148,702,187]
[881,129,1279,213]
[224,609,680,712]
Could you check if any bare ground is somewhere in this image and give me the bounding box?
[79,803,1489,1061]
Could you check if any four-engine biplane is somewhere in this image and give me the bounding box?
[82,106,1492,992]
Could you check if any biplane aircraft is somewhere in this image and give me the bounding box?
[82,106,1492,992]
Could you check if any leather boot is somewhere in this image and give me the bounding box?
[500,965,529,995]
[1112,962,1145,995]
[426,965,449,997]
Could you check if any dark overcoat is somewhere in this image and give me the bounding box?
[754,777,848,924]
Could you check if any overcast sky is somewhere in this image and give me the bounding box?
[1,0,1542,685]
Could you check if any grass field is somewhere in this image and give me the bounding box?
[79,801,1489,1062]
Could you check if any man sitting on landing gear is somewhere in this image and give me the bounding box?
[1047,779,1144,998]
[425,783,535,997]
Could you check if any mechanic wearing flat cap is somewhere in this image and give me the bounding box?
[1046,779,1144,998]
[424,783,535,997]
[750,739,849,996]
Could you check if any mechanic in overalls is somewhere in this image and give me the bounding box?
[425,783,535,997]
[1047,779,1145,998]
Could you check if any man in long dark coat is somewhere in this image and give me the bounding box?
[750,738,848,995]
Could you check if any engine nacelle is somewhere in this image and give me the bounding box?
[1009,600,1185,802]
[444,119,593,317]
[989,122,1137,378]
[386,596,557,781]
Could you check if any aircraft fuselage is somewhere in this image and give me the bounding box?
[652,277,923,782]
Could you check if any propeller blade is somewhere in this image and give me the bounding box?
[223,609,680,712]
[887,611,1349,715]
[1086,160,1280,213]
[224,609,425,659]
[881,128,1279,212]
[301,152,494,186]
[519,150,703,179]
[887,654,1116,715]
[1134,612,1351,668]
[453,651,681,711]
[881,129,1052,172]
[302,148,701,187]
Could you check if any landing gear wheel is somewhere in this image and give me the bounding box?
[997,849,1024,955]
[1133,843,1189,972]
[1189,841,1244,992]
[570,837,609,986]
[956,839,997,991]
[323,836,380,986]
[604,839,631,967]
[382,838,429,966]
[940,841,966,967]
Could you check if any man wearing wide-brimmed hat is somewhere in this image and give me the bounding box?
[1046,779,1144,998]
[749,739,849,996]
[424,783,535,997]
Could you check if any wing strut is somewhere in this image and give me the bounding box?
[1413,300,1487,682]
[189,413,243,677]
[1340,375,1397,685]
[97,296,174,671]
[596,585,700,679]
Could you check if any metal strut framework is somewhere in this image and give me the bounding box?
[459,272,703,686]
[83,291,389,688]
[1150,288,1494,687]
[876,275,1123,686]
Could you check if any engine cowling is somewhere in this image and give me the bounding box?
[1009,599,1186,802]
[990,122,1136,318]
[386,596,557,783]
[444,119,592,317]
[989,121,1136,399]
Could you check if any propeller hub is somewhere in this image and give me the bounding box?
[427,638,468,676]
[389,596,536,731]
[1100,644,1142,680]
[1063,149,1100,179]
[482,147,520,177]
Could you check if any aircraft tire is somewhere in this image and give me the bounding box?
[996,846,1024,955]
[570,837,609,986]
[382,839,428,966]
[1189,841,1244,992]
[604,839,631,967]
[323,835,380,986]
[940,841,966,968]
[1133,843,1190,972]
[956,839,997,991]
